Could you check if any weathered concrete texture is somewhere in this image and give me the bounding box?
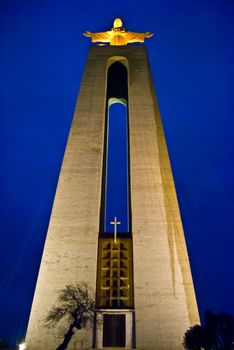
[26,46,199,350]
[25,47,107,350]
[127,46,200,349]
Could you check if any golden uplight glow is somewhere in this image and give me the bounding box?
[83,18,153,46]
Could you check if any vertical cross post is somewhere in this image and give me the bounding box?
[110,216,121,243]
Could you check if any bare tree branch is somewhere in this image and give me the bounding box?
[44,282,95,350]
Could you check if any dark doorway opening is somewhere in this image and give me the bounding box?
[103,314,126,347]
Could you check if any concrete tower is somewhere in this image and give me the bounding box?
[26,20,199,350]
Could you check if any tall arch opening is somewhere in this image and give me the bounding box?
[96,59,134,323]
[100,60,131,236]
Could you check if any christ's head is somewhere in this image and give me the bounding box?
[113,18,123,29]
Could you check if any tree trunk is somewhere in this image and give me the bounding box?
[56,322,76,350]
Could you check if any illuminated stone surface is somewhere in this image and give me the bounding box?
[26,46,199,350]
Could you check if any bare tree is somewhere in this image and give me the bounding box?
[45,283,95,350]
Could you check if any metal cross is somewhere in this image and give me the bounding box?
[110,216,121,243]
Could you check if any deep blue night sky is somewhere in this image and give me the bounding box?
[0,0,234,346]
[105,103,129,233]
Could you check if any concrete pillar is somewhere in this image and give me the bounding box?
[26,46,199,350]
